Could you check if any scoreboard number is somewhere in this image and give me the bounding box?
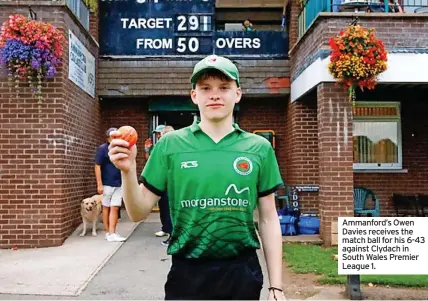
[176,15,212,32]
[176,37,199,53]
[177,15,199,31]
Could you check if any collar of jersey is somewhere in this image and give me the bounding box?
[190,120,244,134]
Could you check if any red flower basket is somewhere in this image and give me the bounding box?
[0,14,64,102]
[328,25,388,103]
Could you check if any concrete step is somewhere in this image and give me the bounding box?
[283,234,323,245]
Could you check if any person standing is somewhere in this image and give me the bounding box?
[157,126,174,246]
[144,124,170,239]
[95,128,126,242]
[144,124,165,161]
[242,19,254,31]
[108,55,285,300]
[145,125,174,243]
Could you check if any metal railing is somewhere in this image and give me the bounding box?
[298,0,428,39]
[215,0,285,8]
[298,0,330,38]
[66,0,90,31]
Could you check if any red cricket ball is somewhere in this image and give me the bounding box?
[118,125,138,148]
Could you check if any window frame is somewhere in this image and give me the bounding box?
[352,101,403,170]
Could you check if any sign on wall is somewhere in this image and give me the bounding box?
[68,30,96,98]
[295,185,320,192]
[99,0,288,58]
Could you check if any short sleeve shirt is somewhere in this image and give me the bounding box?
[141,121,283,259]
[94,143,122,187]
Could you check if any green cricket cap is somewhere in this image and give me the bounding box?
[190,55,240,88]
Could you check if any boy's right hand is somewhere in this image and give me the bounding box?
[108,130,137,173]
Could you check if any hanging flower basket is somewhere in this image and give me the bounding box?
[0,14,64,103]
[328,24,388,103]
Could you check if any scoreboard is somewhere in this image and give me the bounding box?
[99,0,288,58]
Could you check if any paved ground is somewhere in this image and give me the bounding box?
[0,212,272,300]
[0,211,351,300]
[0,215,167,300]
[0,209,139,297]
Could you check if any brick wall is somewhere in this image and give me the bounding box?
[284,91,319,212]
[282,84,428,221]
[98,97,289,186]
[354,86,428,216]
[98,59,290,97]
[290,14,428,78]
[0,4,100,249]
[280,83,428,243]
[61,9,100,244]
[239,97,287,181]
[89,11,98,41]
[100,98,150,175]
[288,0,301,49]
[97,58,292,186]
[317,83,354,246]
[287,12,428,244]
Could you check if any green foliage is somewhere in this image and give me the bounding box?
[83,0,98,12]
[283,244,428,288]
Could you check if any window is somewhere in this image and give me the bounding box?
[353,102,402,170]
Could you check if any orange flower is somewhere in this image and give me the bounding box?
[328,24,388,95]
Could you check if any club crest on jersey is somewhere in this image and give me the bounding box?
[233,157,253,176]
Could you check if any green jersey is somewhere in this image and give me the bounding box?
[141,121,283,259]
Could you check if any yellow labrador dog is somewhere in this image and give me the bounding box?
[80,194,102,237]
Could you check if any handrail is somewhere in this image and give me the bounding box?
[298,0,428,39]
[298,0,330,38]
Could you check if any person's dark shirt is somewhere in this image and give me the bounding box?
[94,143,122,187]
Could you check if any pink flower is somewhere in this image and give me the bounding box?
[0,14,64,55]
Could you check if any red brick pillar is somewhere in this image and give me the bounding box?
[89,10,98,41]
[288,0,302,48]
[285,96,319,212]
[317,83,354,246]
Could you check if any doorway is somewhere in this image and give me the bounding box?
[156,111,198,130]
[150,111,199,143]
[148,97,239,143]
[150,111,238,143]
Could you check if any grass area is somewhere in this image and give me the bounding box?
[283,244,428,288]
